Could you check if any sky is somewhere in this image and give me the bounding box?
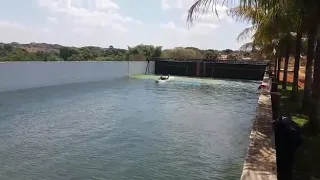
[0,0,251,50]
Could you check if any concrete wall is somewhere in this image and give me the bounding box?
[0,61,154,92]
[240,74,277,180]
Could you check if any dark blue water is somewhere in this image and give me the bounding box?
[0,77,259,180]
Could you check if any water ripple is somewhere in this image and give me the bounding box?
[0,78,259,180]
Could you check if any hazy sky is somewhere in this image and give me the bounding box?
[0,0,251,50]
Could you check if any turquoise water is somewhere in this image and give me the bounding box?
[0,77,259,180]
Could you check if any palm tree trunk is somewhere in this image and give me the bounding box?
[277,57,281,82]
[292,31,303,100]
[309,25,320,135]
[302,25,316,110]
[274,57,278,80]
[282,42,290,90]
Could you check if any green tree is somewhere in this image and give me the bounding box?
[152,46,162,57]
[3,44,13,52]
[59,47,80,60]
[127,44,162,60]
[222,49,233,54]
[161,47,203,59]
[46,53,63,61]
[59,47,71,60]
[67,53,84,61]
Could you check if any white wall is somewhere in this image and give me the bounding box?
[0,61,154,92]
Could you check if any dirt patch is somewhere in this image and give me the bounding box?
[279,71,305,88]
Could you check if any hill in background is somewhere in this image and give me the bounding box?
[0,42,256,61]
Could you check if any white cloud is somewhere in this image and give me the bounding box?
[160,21,179,30]
[111,23,128,33]
[161,0,194,10]
[155,0,240,49]
[159,1,225,37]
[160,0,231,41]
[95,0,119,11]
[42,28,52,33]
[162,0,232,23]
[161,0,170,10]
[0,20,42,43]
[72,27,94,36]
[181,5,229,22]
[153,21,243,50]
[38,0,119,11]
[160,21,188,36]
[0,20,26,29]
[177,0,183,9]
[0,0,140,46]
[38,0,141,32]
[47,17,58,24]
[160,21,219,36]
[0,0,246,50]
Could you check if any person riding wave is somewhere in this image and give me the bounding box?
[159,74,170,80]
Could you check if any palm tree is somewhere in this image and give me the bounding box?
[228,5,294,90]
[309,29,320,134]
[187,0,320,134]
[292,32,303,100]
[276,56,281,81]
[303,2,320,134]
[290,3,310,101]
[302,15,317,110]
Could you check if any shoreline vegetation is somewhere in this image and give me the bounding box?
[0,42,258,62]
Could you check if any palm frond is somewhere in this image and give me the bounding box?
[237,26,255,42]
[187,0,305,60]
[240,42,254,51]
[187,0,239,26]
[187,0,285,23]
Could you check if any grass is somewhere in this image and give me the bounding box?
[277,82,320,180]
[292,115,308,127]
[278,84,293,91]
[277,83,308,127]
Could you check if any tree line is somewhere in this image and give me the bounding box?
[0,43,256,61]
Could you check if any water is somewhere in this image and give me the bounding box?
[0,77,259,180]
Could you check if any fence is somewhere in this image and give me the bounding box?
[153,59,267,80]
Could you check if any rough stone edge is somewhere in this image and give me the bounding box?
[240,73,277,180]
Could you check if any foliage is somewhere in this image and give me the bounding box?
[0,43,128,61]
[0,43,252,61]
[127,44,163,60]
[222,49,233,54]
[203,49,219,60]
[162,47,200,59]
[227,54,237,60]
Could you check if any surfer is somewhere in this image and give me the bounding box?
[158,74,170,80]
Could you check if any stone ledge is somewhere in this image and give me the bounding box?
[240,75,277,180]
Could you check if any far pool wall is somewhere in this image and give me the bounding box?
[155,60,267,80]
[0,61,154,92]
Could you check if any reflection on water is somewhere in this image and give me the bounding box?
[0,77,259,180]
